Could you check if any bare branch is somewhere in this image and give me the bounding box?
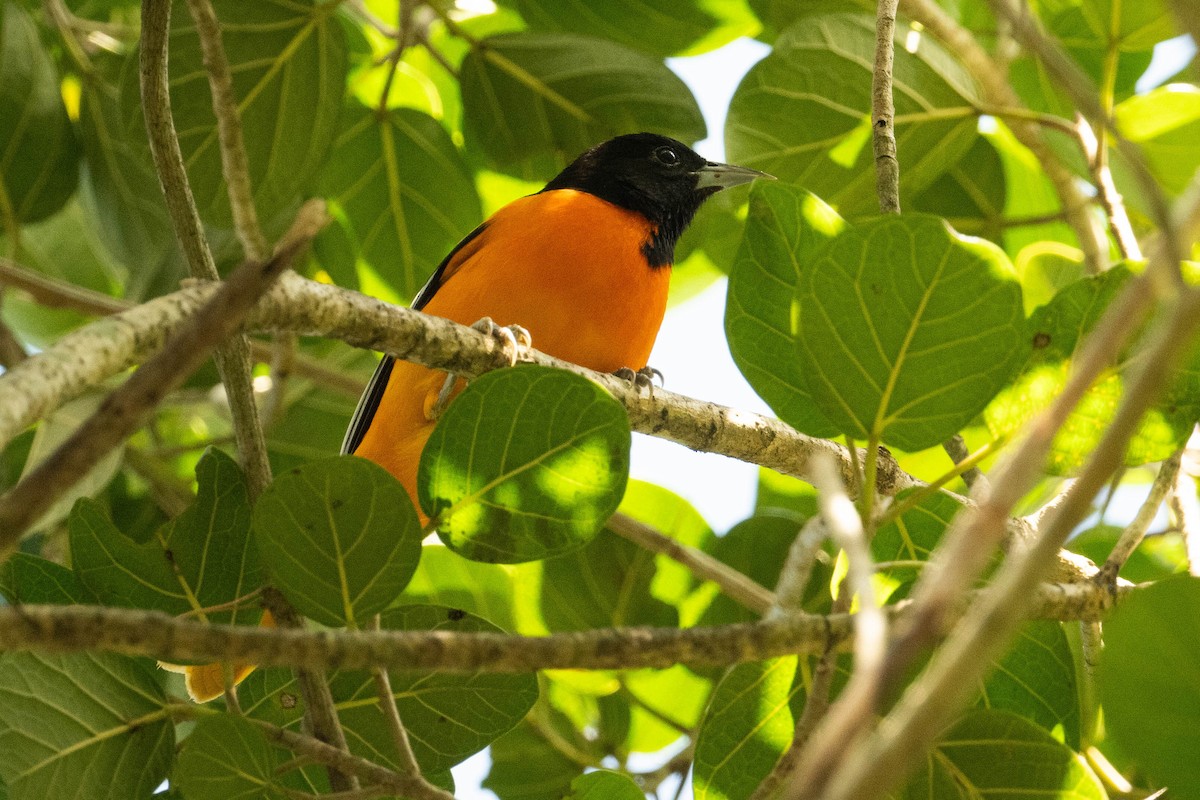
[1095,450,1182,588]
[0,584,1123,673]
[184,0,269,260]
[872,0,901,213]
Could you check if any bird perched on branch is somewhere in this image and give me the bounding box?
[342,132,769,505]
[179,133,766,703]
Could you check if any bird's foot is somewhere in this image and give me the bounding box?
[430,319,532,420]
[613,365,663,395]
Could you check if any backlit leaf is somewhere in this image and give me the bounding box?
[566,770,644,799]
[172,715,278,800]
[795,214,1026,450]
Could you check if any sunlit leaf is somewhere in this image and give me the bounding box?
[565,769,644,799]
[507,0,758,57]
[725,181,843,437]
[318,105,482,301]
[420,366,631,563]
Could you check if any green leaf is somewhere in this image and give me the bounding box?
[420,365,631,563]
[483,715,584,799]
[897,709,1105,800]
[725,181,843,437]
[980,622,1081,749]
[173,715,278,800]
[540,530,677,630]
[618,480,714,615]
[912,136,1008,244]
[460,32,705,173]
[873,491,968,595]
[72,449,263,622]
[334,605,539,773]
[317,106,482,301]
[565,769,644,799]
[694,658,805,800]
[400,545,518,630]
[1079,0,1177,50]
[122,0,347,227]
[622,665,711,752]
[252,455,423,627]
[1114,85,1200,196]
[0,200,124,346]
[986,265,1196,474]
[795,214,1026,450]
[0,3,80,223]
[0,554,87,605]
[70,497,186,612]
[700,513,831,627]
[506,0,758,57]
[726,13,980,216]
[1070,525,1188,583]
[1101,575,1200,797]
[0,652,174,800]
[986,124,1079,259]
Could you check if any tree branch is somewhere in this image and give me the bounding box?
[1095,449,1182,589]
[0,583,1125,673]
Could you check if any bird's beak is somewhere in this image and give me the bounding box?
[693,161,775,190]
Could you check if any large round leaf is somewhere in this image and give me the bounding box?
[419,365,631,563]
[460,32,705,173]
[253,455,423,627]
[726,13,980,216]
[794,214,1026,451]
[172,715,278,800]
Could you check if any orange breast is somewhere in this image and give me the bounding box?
[353,189,672,506]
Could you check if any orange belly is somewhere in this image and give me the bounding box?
[353,190,671,509]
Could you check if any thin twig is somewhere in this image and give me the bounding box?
[1075,117,1143,261]
[1168,453,1200,577]
[872,0,901,213]
[942,434,986,490]
[139,0,273,501]
[782,454,886,799]
[1095,449,1182,589]
[184,0,268,260]
[367,617,424,778]
[770,517,829,617]
[608,513,775,615]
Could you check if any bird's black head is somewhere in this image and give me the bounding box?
[542,133,768,267]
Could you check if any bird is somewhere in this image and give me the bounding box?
[177,134,766,703]
[342,132,769,509]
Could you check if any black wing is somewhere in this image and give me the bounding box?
[340,222,490,455]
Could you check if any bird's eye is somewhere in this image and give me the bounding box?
[654,146,679,166]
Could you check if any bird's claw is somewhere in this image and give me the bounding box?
[613,365,663,394]
[471,317,530,368]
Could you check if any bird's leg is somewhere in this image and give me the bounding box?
[429,318,533,420]
[613,365,663,395]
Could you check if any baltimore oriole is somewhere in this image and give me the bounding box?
[343,132,767,505]
[179,133,765,702]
